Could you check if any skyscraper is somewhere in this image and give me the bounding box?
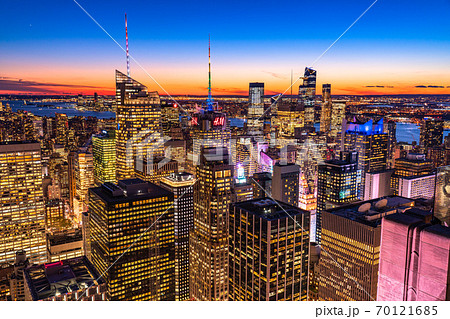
[188,36,231,170]
[319,196,415,301]
[89,179,175,300]
[320,84,332,134]
[0,141,46,266]
[272,163,300,207]
[341,118,388,199]
[55,113,68,146]
[247,82,264,136]
[378,209,450,301]
[189,147,233,300]
[190,109,230,167]
[420,118,444,151]
[229,198,310,301]
[317,151,359,243]
[73,150,94,217]
[299,67,317,127]
[390,153,434,195]
[160,172,195,301]
[383,120,396,169]
[115,70,163,181]
[92,130,116,186]
[329,100,346,139]
[251,172,272,200]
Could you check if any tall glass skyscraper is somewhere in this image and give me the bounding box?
[247,82,264,136]
[299,67,317,127]
[115,70,164,181]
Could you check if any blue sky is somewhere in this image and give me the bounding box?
[1,0,449,95]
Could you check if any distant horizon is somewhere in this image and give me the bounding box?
[1,1,449,96]
[2,93,450,98]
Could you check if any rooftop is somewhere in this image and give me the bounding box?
[233,197,309,222]
[23,256,104,301]
[90,178,173,204]
[327,196,414,228]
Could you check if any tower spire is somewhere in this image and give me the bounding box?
[206,35,213,111]
[125,13,130,77]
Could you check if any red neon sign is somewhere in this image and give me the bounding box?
[191,117,198,125]
[213,117,225,126]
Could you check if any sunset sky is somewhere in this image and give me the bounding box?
[1,0,449,96]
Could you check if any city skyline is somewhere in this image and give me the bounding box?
[1,0,450,96]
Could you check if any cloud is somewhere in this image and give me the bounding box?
[0,78,109,94]
[261,71,288,80]
[212,87,248,95]
[414,85,446,88]
[364,85,394,88]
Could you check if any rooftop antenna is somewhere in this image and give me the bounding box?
[125,13,130,77]
[206,35,214,111]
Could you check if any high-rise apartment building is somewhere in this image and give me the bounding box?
[247,82,264,136]
[299,67,317,127]
[89,179,175,300]
[229,198,310,300]
[319,196,414,301]
[378,209,450,301]
[317,151,359,243]
[272,163,300,207]
[160,172,195,301]
[92,130,116,186]
[115,70,164,180]
[189,147,233,300]
[0,141,46,266]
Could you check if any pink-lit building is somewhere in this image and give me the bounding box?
[378,209,450,301]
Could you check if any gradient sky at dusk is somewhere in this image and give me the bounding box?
[1,0,449,95]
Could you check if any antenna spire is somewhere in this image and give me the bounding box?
[206,35,213,111]
[125,13,130,77]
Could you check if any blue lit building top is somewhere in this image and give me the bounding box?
[345,118,384,135]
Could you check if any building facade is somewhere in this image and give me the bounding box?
[189,147,233,300]
[89,179,175,300]
[0,141,46,266]
[229,198,310,300]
